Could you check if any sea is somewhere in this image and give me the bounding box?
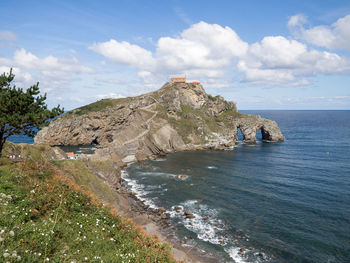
[123,111,350,263]
[8,110,350,263]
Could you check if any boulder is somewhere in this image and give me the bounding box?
[183,211,195,219]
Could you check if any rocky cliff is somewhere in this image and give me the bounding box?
[35,82,284,165]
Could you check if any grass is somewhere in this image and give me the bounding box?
[52,160,118,206]
[0,143,175,263]
[166,105,204,144]
[66,97,132,116]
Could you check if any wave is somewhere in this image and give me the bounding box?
[170,200,229,245]
[224,247,250,263]
[122,172,267,263]
[121,170,158,209]
[139,171,177,177]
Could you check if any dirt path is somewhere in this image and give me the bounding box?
[122,103,158,146]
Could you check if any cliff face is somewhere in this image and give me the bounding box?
[35,82,284,165]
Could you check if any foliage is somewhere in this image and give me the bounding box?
[53,160,119,206]
[0,144,175,263]
[71,98,131,116]
[0,69,64,157]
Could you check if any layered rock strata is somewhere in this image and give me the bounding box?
[35,82,284,166]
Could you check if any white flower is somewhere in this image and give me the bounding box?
[3,252,10,258]
[9,231,14,237]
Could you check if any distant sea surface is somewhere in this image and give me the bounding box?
[124,111,350,263]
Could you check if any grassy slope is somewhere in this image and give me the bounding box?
[65,97,133,116]
[157,103,245,144]
[0,144,175,263]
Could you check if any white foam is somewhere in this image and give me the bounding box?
[170,200,230,246]
[224,247,250,263]
[122,171,266,263]
[121,170,158,209]
[154,158,166,161]
[140,171,177,177]
[207,166,218,169]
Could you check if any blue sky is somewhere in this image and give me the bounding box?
[1,0,350,110]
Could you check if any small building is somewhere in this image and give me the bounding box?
[171,76,186,83]
[66,152,75,160]
[192,81,200,84]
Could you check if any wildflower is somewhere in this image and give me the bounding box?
[9,231,14,237]
[3,252,10,258]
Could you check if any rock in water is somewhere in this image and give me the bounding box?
[35,82,284,165]
[183,211,196,219]
[176,174,188,180]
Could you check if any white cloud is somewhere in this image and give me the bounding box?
[237,36,349,86]
[90,21,350,88]
[12,48,92,73]
[90,21,248,80]
[0,66,34,85]
[0,48,93,93]
[94,93,124,100]
[89,40,156,69]
[288,14,308,28]
[0,31,17,41]
[289,13,350,52]
[155,22,247,73]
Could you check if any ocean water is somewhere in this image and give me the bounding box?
[124,111,350,263]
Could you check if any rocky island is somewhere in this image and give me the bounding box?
[35,81,284,166]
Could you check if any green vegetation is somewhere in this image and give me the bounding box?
[0,69,64,157]
[216,109,246,122]
[0,143,175,263]
[53,160,118,206]
[70,97,131,116]
[165,105,224,144]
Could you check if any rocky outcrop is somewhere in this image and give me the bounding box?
[35,82,284,166]
[235,116,284,142]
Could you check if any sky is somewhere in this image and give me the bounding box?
[1,0,350,110]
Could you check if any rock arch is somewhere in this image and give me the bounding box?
[91,137,99,145]
[236,117,284,143]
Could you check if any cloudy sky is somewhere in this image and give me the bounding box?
[1,0,350,110]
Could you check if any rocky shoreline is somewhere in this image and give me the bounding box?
[115,168,218,263]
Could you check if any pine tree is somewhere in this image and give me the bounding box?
[0,69,64,157]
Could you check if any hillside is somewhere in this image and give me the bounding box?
[35,82,284,166]
[0,142,175,262]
